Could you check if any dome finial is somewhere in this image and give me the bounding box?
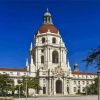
[43,8,53,24]
[46,8,49,12]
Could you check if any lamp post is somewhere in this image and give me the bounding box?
[97,70,100,100]
[26,79,27,100]
[18,84,21,98]
[25,72,28,100]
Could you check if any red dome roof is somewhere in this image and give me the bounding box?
[37,24,58,34]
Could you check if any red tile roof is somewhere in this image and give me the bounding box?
[37,24,58,34]
[0,68,26,72]
[72,72,96,75]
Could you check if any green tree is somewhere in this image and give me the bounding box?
[0,74,14,96]
[84,46,100,97]
[86,78,98,95]
[15,76,41,97]
[15,79,24,96]
[84,46,100,69]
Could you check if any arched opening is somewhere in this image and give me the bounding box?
[56,80,62,93]
[52,51,58,63]
[67,87,69,94]
[52,37,56,44]
[42,37,45,43]
[43,87,46,94]
[41,56,44,64]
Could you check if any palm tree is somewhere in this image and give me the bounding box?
[84,46,100,100]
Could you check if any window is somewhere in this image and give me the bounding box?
[41,56,44,64]
[52,51,58,63]
[87,81,89,84]
[78,81,80,84]
[82,87,85,92]
[41,49,44,53]
[67,80,69,84]
[67,87,69,94]
[78,86,80,93]
[62,50,63,61]
[74,81,76,84]
[74,87,76,92]
[83,81,85,85]
[42,37,45,43]
[52,37,56,43]
[44,17,46,23]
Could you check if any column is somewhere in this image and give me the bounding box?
[52,77,54,95]
[69,79,73,95]
[54,78,56,95]
[63,78,67,95]
[39,78,43,95]
[49,78,52,95]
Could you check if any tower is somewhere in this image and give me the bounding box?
[73,64,79,72]
[29,9,72,95]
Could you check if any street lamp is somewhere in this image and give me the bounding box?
[25,71,28,100]
[18,84,21,98]
[97,70,100,100]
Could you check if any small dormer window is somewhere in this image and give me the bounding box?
[42,37,45,43]
[52,37,56,44]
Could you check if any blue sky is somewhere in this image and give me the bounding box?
[0,0,100,72]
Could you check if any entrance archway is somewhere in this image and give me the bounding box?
[56,80,62,93]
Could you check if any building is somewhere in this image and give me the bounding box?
[0,9,97,96]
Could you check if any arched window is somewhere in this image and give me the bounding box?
[52,51,58,63]
[52,37,56,44]
[41,56,44,64]
[42,37,45,43]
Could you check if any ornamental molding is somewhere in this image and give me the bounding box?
[54,66,64,77]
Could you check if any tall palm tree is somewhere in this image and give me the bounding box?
[84,46,100,100]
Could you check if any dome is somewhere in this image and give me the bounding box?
[37,24,58,34]
[74,64,78,66]
[44,8,51,16]
[35,9,59,35]
[44,12,51,16]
